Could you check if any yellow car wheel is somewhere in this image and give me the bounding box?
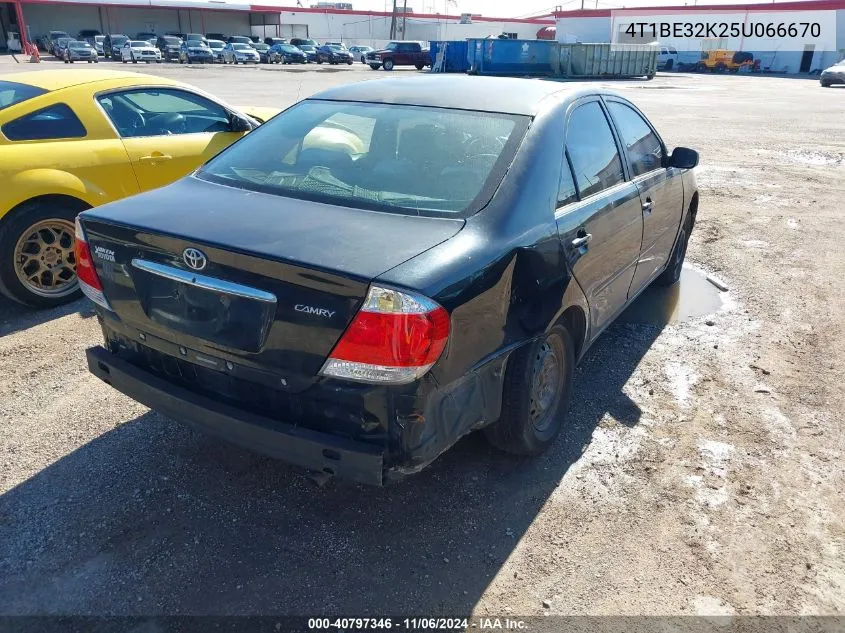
[0,201,86,308]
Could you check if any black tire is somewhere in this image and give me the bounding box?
[656,224,689,286]
[347,60,353,65]
[664,58,673,71]
[715,62,727,73]
[383,58,394,71]
[820,79,831,87]
[122,59,127,64]
[369,63,380,70]
[415,63,424,70]
[484,326,574,456]
[0,200,87,308]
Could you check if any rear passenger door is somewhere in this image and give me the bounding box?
[605,98,684,296]
[555,98,644,335]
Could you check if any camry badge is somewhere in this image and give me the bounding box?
[183,248,207,271]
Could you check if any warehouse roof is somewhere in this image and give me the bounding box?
[554,0,845,18]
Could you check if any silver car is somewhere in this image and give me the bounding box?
[820,60,845,87]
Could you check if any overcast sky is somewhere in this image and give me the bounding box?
[352,0,819,18]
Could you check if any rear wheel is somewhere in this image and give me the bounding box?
[656,225,689,287]
[0,200,86,308]
[415,63,424,70]
[484,326,574,456]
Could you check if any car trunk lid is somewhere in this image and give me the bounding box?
[80,177,463,382]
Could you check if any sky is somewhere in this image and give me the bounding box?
[350,0,821,18]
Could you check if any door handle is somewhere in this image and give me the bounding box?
[642,198,653,214]
[139,153,173,164]
[571,233,592,248]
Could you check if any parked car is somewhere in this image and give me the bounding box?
[179,40,214,64]
[77,29,101,41]
[91,34,106,56]
[207,39,226,62]
[136,32,158,45]
[0,69,279,307]
[64,40,98,63]
[103,34,128,59]
[53,38,73,60]
[121,40,162,63]
[366,41,430,71]
[186,33,207,44]
[820,59,845,87]
[316,44,353,65]
[290,37,317,48]
[157,35,182,61]
[349,45,374,63]
[657,46,678,71]
[249,35,261,43]
[323,41,347,50]
[252,42,272,63]
[227,35,253,45]
[165,32,186,41]
[264,37,288,46]
[269,43,307,64]
[46,31,70,55]
[222,42,260,64]
[205,32,227,42]
[297,43,318,62]
[76,76,699,484]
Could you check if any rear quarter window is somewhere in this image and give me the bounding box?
[2,103,87,141]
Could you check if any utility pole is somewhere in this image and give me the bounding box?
[389,0,398,39]
[402,0,408,38]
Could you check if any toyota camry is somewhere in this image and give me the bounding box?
[79,76,699,485]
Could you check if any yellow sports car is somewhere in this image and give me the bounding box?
[0,70,278,307]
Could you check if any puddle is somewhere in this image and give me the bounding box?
[620,264,724,326]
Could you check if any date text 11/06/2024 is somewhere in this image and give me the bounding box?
[307,618,528,630]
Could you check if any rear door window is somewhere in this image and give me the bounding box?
[607,101,664,177]
[565,101,625,198]
[2,103,86,141]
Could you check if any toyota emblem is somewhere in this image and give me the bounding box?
[182,248,207,271]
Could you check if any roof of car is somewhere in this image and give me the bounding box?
[311,76,606,116]
[3,70,177,91]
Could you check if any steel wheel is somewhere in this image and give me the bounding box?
[529,340,562,436]
[13,219,78,299]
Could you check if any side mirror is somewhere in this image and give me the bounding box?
[668,146,699,169]
[229,114,254,133]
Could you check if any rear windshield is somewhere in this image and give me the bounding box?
[69,41,89,48]
[112,36,128,44]
[130,41,148,48]
[198,100,529,217]
[163,36,180,44]
[232,43,252,50]
[0,80,48,111]
[253,43,269,51]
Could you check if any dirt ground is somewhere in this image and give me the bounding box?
[0,61,843,619]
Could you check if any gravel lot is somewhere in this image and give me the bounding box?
[1,61,844,618]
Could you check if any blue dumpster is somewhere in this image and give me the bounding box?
[430,40,469,73]
[466,39,557,76]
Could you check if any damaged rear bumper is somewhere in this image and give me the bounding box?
[86,345,385,485]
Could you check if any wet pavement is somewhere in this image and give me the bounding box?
[620,265,724,326]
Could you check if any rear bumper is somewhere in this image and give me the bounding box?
[86,345,385,485]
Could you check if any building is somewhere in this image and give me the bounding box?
[554,0,845,73]
[1,0,553,52]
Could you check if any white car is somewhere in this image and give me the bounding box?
[820,59,845,87]
[121,40,162,64]
[222,42,260,64]
[657,46,678,71]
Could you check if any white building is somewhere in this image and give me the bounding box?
[555,0,845,73]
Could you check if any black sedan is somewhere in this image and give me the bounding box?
[316,44,353,65]
[269,43,307,64]
[77,77,699,485]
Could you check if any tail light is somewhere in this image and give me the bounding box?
[74,217,111,310]
[320,285,450,385]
